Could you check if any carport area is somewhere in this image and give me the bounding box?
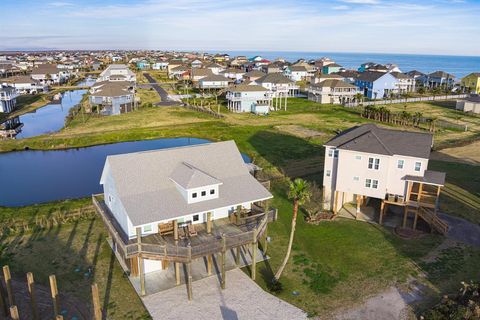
[142,268,307,320]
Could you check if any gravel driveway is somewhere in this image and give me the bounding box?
[142,269,307,320]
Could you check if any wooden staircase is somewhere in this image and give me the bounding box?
[417,207,449,235]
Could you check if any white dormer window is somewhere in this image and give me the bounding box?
[201,191,206,197]
[210,189,215,195]
[192,192,197,198]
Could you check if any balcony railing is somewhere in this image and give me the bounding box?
[92,194,276,263]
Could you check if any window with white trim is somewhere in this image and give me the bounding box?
[326,170,331,177]
[334,150,339,158]
[328,149,334,157]
[365,179,372,188]
[397,159,404,169]
[353,176,359,181]
[372,180,378,189]
[201,191,206,196]
[414,161,422,172]
[193,214,199,222]
[368,157,380,170]
[355,155,362,160]
[143,224,152,233]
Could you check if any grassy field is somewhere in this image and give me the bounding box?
[1,94,480,317]
[0,199,148,319]
[246,181,480,317]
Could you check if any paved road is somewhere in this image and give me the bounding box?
[439,212,480,247]
[142,73,178,106]
[142,269,307,320]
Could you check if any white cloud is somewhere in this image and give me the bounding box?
[333,5,350,10]
[339,0,380,4]
[48,2,74,7]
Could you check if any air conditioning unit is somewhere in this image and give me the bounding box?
[397,195,405,202]
[387,194,395,202]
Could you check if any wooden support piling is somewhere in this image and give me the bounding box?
[175,262,181,285]
[91,283,102,320]
[136,228,146,296]
[49,275,60,318]
[221,235,226,289]
[9,305,19,320]
[3,265,14,307]
[0,281,7,317]
[333,191,339,215]
[403,207,408,228]
[413,209,419,230]
[235,247,240,266]
[186,245,193,300]
[207,255,212,276]
[207,212,212,234]
[356,195,361,220]
[379,201,385,225]
[27,272,38,320]
[263,225,268,254]
[251,228,258,281]
[173,220,178,242]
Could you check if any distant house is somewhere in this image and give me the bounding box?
[286,66,309,82]
[190,59,203,69]
[136,60,151,70]
[355,71,399,99]
[456,95,480,114]
[98,64,136,82]
[358,62,399,73]
[461,73,480,94]
[323,124,448,234]
[0,86,18,113]
[226,84,272,114]
[335,70,360,85]
[2,75,48,94]
[198,74,230,89]
[425,71,455,89]
[96,141,273,296]
[310,73,345,85]
[168,66,189,80]
[89,81,135,115]
[322,63,343,75]
[255,73,299,97]
[190,68,213,83]
[406,70,427,87]
[243,70,266,82]
[31,64,70,85]
[205,63,225,75]
[307,80,357,104]
[152,61,169,70]
[390,72,416,93]
[221,68,245,81]
[314,57,335,71]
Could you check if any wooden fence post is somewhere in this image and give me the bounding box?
[0,273,7,317]
[9,305,19,320]
[27,272,39,320]
[2,266,14,307]
[91,283,102,320]
[186,245,193,301]
[49,275,60,318]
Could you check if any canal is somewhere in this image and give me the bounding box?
[0,138,250,207]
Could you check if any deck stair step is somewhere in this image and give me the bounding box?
[417,207,449,235]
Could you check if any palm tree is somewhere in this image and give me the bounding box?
[274,178,311,281]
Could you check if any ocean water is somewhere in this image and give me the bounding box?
[221,51,480,78]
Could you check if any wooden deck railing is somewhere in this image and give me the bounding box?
[92,194,277,262]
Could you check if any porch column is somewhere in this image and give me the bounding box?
[435,186,441,214]
[175,262,181,285]
[413,209,419,230]
[402,206,408,228]
[207,255,213,276]
[174,219,181,285]
[136,227,146,296]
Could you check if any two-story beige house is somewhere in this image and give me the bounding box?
[323,124,448,233]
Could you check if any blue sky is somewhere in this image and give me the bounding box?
[1,0,480,56]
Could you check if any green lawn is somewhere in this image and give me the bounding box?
[247,181,480,317]
[0,200,149,320]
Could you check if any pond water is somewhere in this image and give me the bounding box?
[15,89,86,139]
[0,138,250,207]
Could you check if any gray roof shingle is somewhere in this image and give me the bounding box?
[325,124,433,159]
[102,141,272,226]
